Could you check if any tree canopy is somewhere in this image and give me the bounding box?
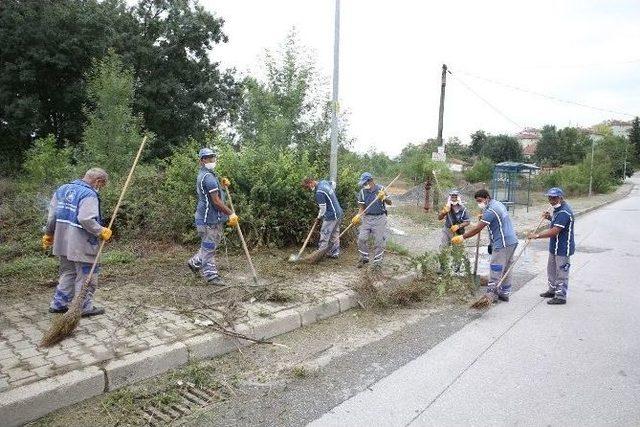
[0,0,241,163]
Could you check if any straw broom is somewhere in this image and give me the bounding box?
[40,135,148,347]
[470,214,546,309]
[304,174,401,264]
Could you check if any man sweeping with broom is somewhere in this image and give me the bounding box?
[451,189,518,303]
[42,168,112,317]
[187,148,238,285]
[353,172,391,271]
[302,177,344,260]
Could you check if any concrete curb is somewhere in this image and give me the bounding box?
[0,367,104,427]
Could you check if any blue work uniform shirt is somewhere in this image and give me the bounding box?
[480,199,518,249]
[194,167,228,226]
[549,201,575,256]
[315,180,343,220]
[357,184,387,215]
[444,205,470,228]
[54,179,102,229]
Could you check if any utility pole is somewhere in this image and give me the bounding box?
[588,137,595,197]
[622,143,628,181]
[329,0,340,183]
[436,64,448,147]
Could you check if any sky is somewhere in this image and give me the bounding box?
[203,0,640,156]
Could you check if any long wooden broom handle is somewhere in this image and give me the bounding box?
[224,188,259,284]
[297,218,319,258]
[340,173,402,238]
[73,135,148,307]
[473,232,481,277]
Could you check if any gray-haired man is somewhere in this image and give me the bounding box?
[43,168,112,316]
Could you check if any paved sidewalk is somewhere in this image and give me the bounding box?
[0,269,359,393]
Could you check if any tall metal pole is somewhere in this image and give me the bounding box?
[436,64,448,147]
[588,137,595,197]
[329,0,340,183]
[622,143,628,181]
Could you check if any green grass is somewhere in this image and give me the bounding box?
[101,248,137,265]
[387,240,409,256]
[0,254,57,278]
[291,365,308,378]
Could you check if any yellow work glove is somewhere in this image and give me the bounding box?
[227,214,239,227]
[42,234,54,251]
[351,214,362,226]
[440,204,451,215]
[451,235,464,245]
[376,190,387,201]
[450,224,460,233]
[221,177,231,188]
[99,228,113,241]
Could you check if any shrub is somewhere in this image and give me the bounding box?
[21,135,76,190]
[464,158,494,183]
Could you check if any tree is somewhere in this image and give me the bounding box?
[470,130,488,156]
[0,0,241,163]
[128,0,241,156]
[556,127,588,165]
[81,51,145,175]
[481,135,523,163]
[597,135,634,179]
[236,31,342,172]
[445,137,471,161]
[535,125,559,165]
[629,117,640,163]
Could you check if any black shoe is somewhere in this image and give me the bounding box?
[206,276,224,286]
[357,259,369,268]
[82,306,105,317]
[49,307,68,314]
[187,260,201,274]
[497,294,509,302]
[540,290,555,298]
[547,297,566,305]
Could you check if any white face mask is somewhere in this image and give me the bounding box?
[203,161,216,170]
[364,183,372,190]
[551,202,561,209]
[477,202,487,210]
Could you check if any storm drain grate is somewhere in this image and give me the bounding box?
[136,386,221,425]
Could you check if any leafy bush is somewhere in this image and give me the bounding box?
[464,158,494,183]
[22,135,76,190]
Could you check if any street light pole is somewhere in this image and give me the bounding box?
[588,136,595,197]
[329,0,340,183]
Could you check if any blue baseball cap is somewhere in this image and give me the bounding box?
[449,189,460,196]
[198,148,216,159]
[358,172,373,187]
[545,187,564,197]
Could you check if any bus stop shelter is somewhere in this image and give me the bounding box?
[491,162,540,214]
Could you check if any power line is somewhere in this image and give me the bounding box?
[454,68,635,118]
[449,73,523,129]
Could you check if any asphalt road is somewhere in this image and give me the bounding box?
[311,176,640,426]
